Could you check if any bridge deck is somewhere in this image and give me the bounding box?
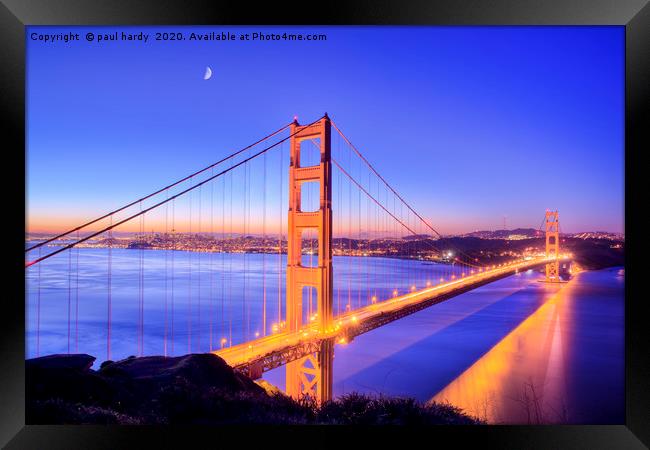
[214,257,551,375]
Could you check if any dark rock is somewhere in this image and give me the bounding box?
[26,354,115,414]
[26,354,95,372]
[99,360,114,370]
[99,353,263,394]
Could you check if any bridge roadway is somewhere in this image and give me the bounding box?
[214,256,552,377]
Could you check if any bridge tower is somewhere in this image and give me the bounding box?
[285,115,334,403]
[545,210,561,282]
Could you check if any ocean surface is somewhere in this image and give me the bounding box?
[25,246,624,424]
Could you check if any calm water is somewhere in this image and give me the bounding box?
[25,245,462,360]
[25,246,624,424]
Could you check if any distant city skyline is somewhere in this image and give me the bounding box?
[27,26,624,234]
[25,227,625,239]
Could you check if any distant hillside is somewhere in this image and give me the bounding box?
[421,236,623,270]
[402,234,433,241]
[571,231,625,241]
[461,228,540,239]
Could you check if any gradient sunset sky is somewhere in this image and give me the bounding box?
[27,26,624,234]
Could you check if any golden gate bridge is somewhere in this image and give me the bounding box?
[25,114,566,404]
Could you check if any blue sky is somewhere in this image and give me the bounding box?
[27,26,624,234]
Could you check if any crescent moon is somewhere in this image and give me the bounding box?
[203,66,212,80]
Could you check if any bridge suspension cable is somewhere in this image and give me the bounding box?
[25,122,293,254]
[330,120,446,240]
[329,119,484,270]
[331,158,420,237]
[25,116,324,268]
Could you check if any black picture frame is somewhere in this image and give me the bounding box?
[2,0,647,448]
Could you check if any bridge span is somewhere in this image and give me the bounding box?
[216,257,552,389]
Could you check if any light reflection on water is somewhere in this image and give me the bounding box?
[430,267,624,424]
[431,279,572,423]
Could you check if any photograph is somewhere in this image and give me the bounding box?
[1,1,647,447]
[23,25,626,426]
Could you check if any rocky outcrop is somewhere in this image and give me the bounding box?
[98,353,262,393]
[26,353,266,424]
[26,354,114,406]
